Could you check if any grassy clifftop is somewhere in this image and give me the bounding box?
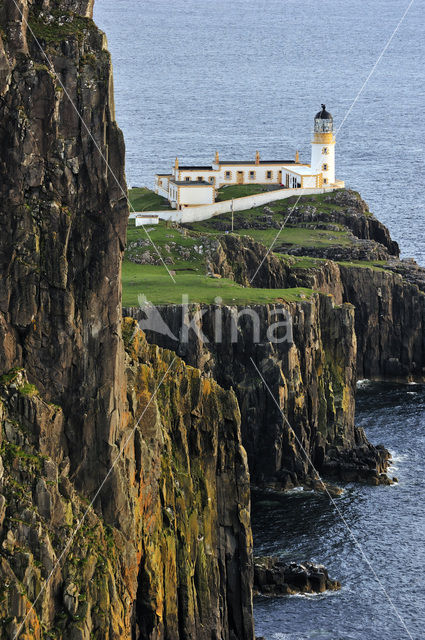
[123,188,395,306]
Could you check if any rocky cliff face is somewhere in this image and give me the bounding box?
[0,0,127,499]
[0,328,254,639]
[125,295,390,489]
[123,323,253,640]
[206,192,425,381]
[0,3,254,638]
[286,260,425,381]
[0,323,253,640]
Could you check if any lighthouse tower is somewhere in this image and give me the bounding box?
[311,104,335,185]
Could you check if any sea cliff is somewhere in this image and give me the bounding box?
[0,1,421,638]
[125,295,390,490]
[0,2,254,638]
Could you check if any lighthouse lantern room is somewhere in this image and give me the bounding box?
[155,105,343,210]
[310,104,335,186]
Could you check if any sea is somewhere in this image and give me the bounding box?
[94,1,425,638]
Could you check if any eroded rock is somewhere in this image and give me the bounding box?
[254,556,340,596]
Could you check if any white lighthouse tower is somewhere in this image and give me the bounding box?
[311,104,335,185]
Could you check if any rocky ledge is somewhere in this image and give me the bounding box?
[254,556,341,596]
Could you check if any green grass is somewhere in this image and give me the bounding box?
[126,220,205,269]
[235,227,352,249]
[337,260,387,272]
[129,187,172,212]
[28,11,95,43]
[187,194,345,231]
[187,192,355,249]
[0,367,23,385]
[188,215,352,249]
[123,221,349,307]
[216,184,281,201]
[121,190,377,306]
[18,383,39,398]
[122,261,313,306]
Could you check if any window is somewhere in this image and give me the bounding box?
[225,171,232,180]
[323,178,328,185]
[209,176,215,183]
[322,147,329,155]
[322,163,328,171]
[266,170,273,179]
[185,177,190,182]
[197,176,203,182]
[249,170,256,180]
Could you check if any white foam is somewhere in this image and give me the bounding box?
[356,379,372,388]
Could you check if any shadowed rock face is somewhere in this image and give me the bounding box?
[125,296,391,489]
[206,193,425,381]
[0,0,128,498]
[0,4,255,638]
[254,557,341,596]
[289,261,425,381]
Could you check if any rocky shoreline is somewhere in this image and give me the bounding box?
[254,556,341,597]
[0,0,421,637]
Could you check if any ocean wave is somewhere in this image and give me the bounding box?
[356,379,372,388]
[263,628,355,640]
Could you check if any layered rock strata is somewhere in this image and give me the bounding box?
[124,294,391,489]
[0,3,255,638]
[205,193,425,381]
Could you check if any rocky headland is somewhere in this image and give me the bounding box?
[125,192,421,492]
[0,1,422,638]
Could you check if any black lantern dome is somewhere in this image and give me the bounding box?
[314,104,333,133]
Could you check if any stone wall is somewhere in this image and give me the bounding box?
[132,184,343,223]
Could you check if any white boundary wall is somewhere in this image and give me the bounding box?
[129,184,344,224]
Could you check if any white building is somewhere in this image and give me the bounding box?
[135,214,159,226]
[155,105,341,210]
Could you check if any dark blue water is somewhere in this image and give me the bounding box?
[253,381,425,640]
[93,2,425,638]
[94,0,425,262]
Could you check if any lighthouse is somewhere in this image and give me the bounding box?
[311,104,335,185]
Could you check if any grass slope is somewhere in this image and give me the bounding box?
[122,260,313,306]
[122,190,378,306]
[216,184,281,201]
[129,187,172,211]
[123,219,314,306]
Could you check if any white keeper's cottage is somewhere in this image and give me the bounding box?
[155,105,342,211]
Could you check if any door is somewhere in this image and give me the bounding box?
[278,170,282,185]
[237,171,244,184]
[285,174,289,188]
